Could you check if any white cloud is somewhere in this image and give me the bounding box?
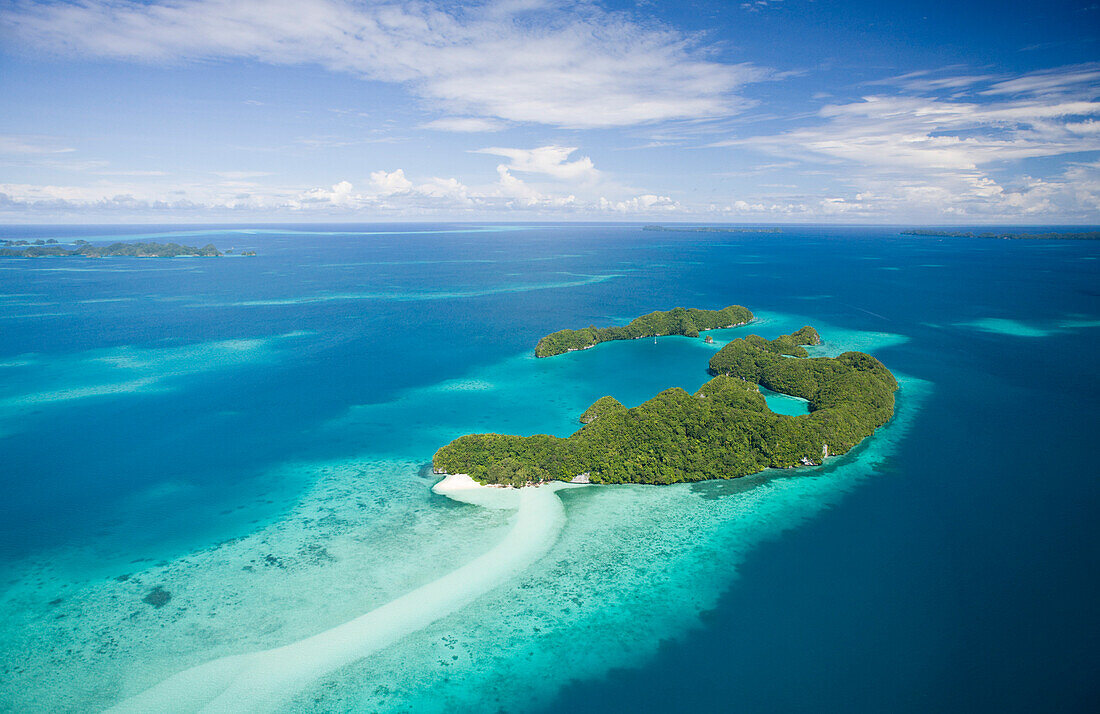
[982,63,1100,96]
[415,176,470,202]
[1066,120,1100,135]
[0,183,206,213]
[4,0,764,129]
[0,157,646,217]
[722,64,1100,171]
[300,179,356,206]
[707,159,1100,221]
[475,145,599,181]
[368,169,414,196]
[740,0,784,12]
[599,194,678,213]
[493,166,540,206]
[711,64,1100,219]
[287,171,480,211]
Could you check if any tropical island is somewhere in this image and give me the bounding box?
[643,225,782,234]
[434,311,898,486]
[0,240,235,257]
[901,229,1100,240]
[534,305,754,357]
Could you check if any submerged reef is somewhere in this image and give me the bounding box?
[434,310,897,486]
[534,305,753,358]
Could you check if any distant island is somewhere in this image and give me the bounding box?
[901,229,1100,240]
[434,311,898,486]
[534,305,754,357]
[0,240,249,257]
[643,225,782,234]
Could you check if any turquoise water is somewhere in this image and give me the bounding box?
[759,385,811,416]
[0,224,1097,712]
[0,316,917,712]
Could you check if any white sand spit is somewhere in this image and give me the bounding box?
[110,483,569,713]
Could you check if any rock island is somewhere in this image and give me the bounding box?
[434,308,898,486]
[0,240,240,258]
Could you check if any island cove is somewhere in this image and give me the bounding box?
[433,308,898,486]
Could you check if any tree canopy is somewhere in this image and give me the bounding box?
[434,320,897,486]
[534,305,753,357]
[0,241,224,258]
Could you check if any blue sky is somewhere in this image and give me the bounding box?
[0,0,1098,223]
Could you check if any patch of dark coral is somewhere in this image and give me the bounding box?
[142,586,171,609]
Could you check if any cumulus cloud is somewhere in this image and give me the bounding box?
[368,169,414,196]
[475,145,599,181]
[300,179,356,206]
[494,166,541,206]
[0,158,667,218]
[599,194,678,213]
[3,0,764,129]
[485,166,572,208]
[415,176,470,202]
[709,160,1100,221]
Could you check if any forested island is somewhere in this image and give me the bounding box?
[643,225,782,234]
[901,230,1100,240]
[0,240,238,257]
[534,305,753,357]
[434,313,898,486]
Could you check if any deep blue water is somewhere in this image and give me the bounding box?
[1,223,1097,711]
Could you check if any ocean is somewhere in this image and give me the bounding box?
[0,224,1096,712]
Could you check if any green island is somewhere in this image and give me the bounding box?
[901,229,1100,240]
[534,305,754,357]
[433,312,898,486]
[0,240,248,257]
[643,225,782,234]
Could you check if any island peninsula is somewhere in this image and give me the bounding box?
[534,305,753,357]
[900,229,1100,241]
[434,308,898,486]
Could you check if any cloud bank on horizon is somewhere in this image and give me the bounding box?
[0,0,1098,223]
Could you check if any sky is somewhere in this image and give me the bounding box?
[0,0,1098,224]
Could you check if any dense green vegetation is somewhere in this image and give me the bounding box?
[579,396,626,424]
[1,239,59,246]
[901,230,1100,240]
[534,305,753,357]
[0,241,225,258]
[732,326,821,358]
[433,323,898,486]
[642,225,782,234]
